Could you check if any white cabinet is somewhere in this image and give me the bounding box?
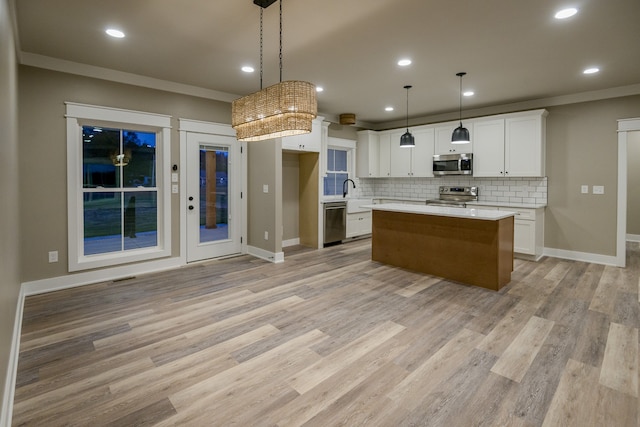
[378,132,391,177]
[471,118,505,177]
[472,110,547,177]
[281,118,322,152]
[479,205,544,260]
[389,128,435,177]
[505,112,547,177]
[435,121,473,154]
[356,131,379,178]
[346,211,372,238]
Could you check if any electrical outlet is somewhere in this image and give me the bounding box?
[264,231,269,240]
[263,184,269,193]
[581,185,588,194]
[593,185,604,195]
[171,184,179,193]
[171,173,179,183]
[48,251,58,263]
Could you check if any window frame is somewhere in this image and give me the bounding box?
[324,137,356,197]
[66,102,172,272]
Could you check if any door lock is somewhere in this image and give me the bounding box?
[188,205,194,210]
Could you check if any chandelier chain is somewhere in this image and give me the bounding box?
[259,8,263,90]
[279,0,283,82]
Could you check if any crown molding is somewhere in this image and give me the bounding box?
[374,83,640,131]
[20,52,240,103]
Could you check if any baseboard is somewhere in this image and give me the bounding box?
[282,238,300,248]
[1,287,25,427]
[626,234,640,242]
[247,246,284,263]
[543,247,619,266]
[22,256,184,296]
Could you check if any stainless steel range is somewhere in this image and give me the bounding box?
[425,186,478,207]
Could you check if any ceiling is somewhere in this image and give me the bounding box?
[13,0,640,128]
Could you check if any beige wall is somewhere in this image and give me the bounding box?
[545,96,640,256]
[18,66,232,282]
[0,0,20,414]
[282,153,300,242]
[247,139,282,254]
[628,131,640,235]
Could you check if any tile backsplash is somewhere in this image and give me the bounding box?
[355,176,547,205]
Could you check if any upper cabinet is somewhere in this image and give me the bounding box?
[355,109,547,179]
[281,117,324,152]
[473,110,547,177]
[504,111,547,177]
[356,130,379,178]
[378,132,391,177]
[435,121,473,154]
[390,128,435,177]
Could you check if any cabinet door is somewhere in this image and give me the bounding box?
[505,115,543,176]
[435,121,473,154]
[356,131,379,177]
[378,132,391,177]
[389,130,412,177]
[412,128,435,177]
[514,219,536,255]
[281,126,320,152]
[472,119,505,177]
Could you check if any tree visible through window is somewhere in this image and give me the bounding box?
[324,148,348,196]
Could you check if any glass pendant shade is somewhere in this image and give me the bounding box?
[451,123,470,144]
[400,130,415,147]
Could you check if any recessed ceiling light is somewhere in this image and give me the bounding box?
[241,66,254,73]
[105,28,125,38]
[385,106,394,112]
[583,67,600,74]
[397,59,412,67]
[316,86,324,92]
[555,8,578,19]
[463,91,474,97]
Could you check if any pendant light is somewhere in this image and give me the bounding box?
[451,72,470,144]
[231,0,317,142]
[400,85,415,148]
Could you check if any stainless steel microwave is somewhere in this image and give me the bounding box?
[433,153,473,176]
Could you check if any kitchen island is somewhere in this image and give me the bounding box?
[370,203,516,291]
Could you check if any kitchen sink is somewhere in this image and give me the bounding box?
[347,198,373,214]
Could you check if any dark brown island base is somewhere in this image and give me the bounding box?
[369,204,516,291]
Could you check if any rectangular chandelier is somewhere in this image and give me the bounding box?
[232,80,317,142]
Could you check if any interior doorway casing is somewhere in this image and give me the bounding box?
[617,117,640,267]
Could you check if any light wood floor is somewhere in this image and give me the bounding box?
[12,240,640,426]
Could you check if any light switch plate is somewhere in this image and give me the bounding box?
[593,185,604,195]
[48,251,58,263]
[171,173,179,183]
[581,185,589,194]
[171,184,179,194]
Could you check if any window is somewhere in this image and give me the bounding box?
[66,103,171,271]
[324,148,349,196]
[323,137,356,196]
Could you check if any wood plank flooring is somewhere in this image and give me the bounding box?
[12,240,640,426]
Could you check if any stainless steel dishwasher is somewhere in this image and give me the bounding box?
[323,201,347,245]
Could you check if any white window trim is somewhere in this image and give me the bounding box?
[66,102,172,272]
[325,137,356,197]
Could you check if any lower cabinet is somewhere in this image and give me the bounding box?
[346,211,372,238]
[476,205,544,260]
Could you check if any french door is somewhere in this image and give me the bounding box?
[186,132,241,262]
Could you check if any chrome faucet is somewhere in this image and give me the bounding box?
[342,179,356,198]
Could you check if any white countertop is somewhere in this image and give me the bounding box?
[368,203,517,220]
